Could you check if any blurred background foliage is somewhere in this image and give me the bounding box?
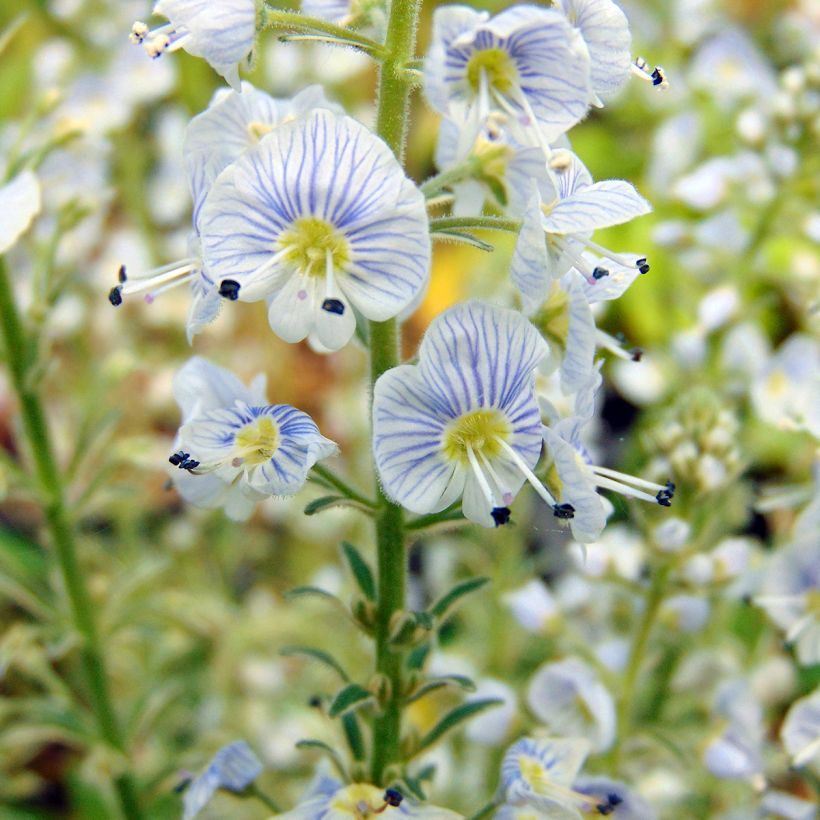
[0,0,818,817]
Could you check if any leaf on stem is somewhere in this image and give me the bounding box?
[328,683,374,718]
[304,495,367,515]
[341,541,376,601]
[404,674,477,705]
[428,577,490,621]
[413,698,503,756]
[295,739,348,778]
[341,712,366,761]
[279,645,350,682]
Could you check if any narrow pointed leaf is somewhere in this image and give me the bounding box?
[414,698,503,755]
[304,495,354,515]
[295,739,347,778]
[428,577,490,621]
[341,541,376,601]
[279,645,350,682]
[341,713,366,761]
[328,683,374,718]
[405,674,477,704]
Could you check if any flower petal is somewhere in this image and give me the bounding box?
[544,180,651,234]
[0,170,41,254]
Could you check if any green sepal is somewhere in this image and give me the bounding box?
[279,645,350,682]
[413,698,503,756]
[328,683,374,718]
[341,541,376,601]
[428,577,490,621]
[406,641,431,671]
[304,495,356,515]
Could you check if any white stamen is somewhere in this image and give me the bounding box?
[595,329,634,360]
[592,474,660,504]
[492,84,553,162]
[466,444,499,508]
[325,248,336,300]
[785,612,816,644]
[120,259,198,297]
[591,465,669,494]
[496,438,559,507]
[581,237,640,269]
[476,449,514,505]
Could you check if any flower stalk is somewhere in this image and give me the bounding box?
[0,258,143,820]
[368,0,423,786]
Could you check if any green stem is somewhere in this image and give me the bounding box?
[429,215,522,235]
[310,464,375,508]
[367,0,422,787]
[608,563,671,771]
[247,784,282,813]
[406,507,466,531]
[261,7,385,58]
[420,163,478,198]
[0,259,143,820]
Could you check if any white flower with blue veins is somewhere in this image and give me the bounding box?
[131,0,257,91]
[181,740,263,820]
[170,357,337,520]
[109,82,337,343]
[424,4,592,152]
[500,736,604,818]
[199,108,431,352]
[373,301,583,529]
[509,149,651,313]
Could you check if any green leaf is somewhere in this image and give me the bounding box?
[304,495,351,515]
[405,674,476,704]
[431,230,494,252]
[341,541,376,601]
[286,585,343,603]
[428,577,490,621]
[295,739,347,778]
[406,642,431,671]
[414,698,503,755]
[341,712,366,761]
[328,683,373,718]
[279,645,350,682]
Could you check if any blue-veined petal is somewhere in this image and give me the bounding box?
[542,425,607,543]
[574,253,642,302]
[152,0,256,91]
[302,0,351,24]
[558,0,632,102]
[511,192,551,316]
[173,356,266,420]
[544,180,651,234]
[182,740,263,820]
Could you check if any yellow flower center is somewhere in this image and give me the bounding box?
[442,408,511,464]
[329,784,387,818]
[234,415,280,465]
[278,216,351,276]
[466,47,518,95]
[518,755,550,793]
[247,120,274,141]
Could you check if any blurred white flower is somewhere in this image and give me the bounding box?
[0,171,41,254]
[781,686,820,769]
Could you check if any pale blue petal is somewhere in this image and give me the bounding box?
[556,274,596,393]
[505,146,556,216]
[551,150,593,199]
[544,180,651,234]
[417,301,548,419]
[373,364,466,514]
[154,0,256,74]
[573,777,657,820]
[574,254,642,303]
[182,741,263,820]
[173,357,260,419]
[301,0,350,24]
[542,426,606,543]
[559,0,632,100]
[511,193,551,315]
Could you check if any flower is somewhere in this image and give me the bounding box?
[109,83,336,343]
[373,300,583,528]
[499,736,595,816]
[181,740,263,820]
[0,170,41,254]
[424,4,591,149]
[131,0,257,91]
[509,149,651,311]
[526,658,616,752]
[302,0,352,25]
[573,776,657,820]
[276,780,462,819]
[199,109,431,351]
[169,357,337,520]
[781,686,820,769]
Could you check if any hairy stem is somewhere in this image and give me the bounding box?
[368,0,423,787]
[0,259,143,819]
